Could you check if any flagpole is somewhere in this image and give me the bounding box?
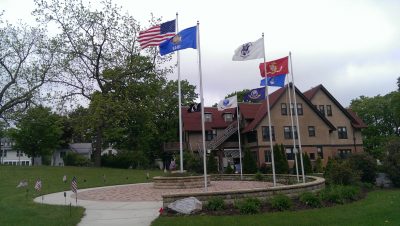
[197,21,208,192]
[176,13,184,173]
[236,102,243,180]
[289,51,305,183]
[262,33,276,187]
[287,78,300,183]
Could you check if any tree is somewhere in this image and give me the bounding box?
[10,106,62,165]
[0,17,57,121]
[348,153,377,184]
[33,0,171,166]
[273,144,289,174]
[242,147,257,173]
[295,153,312,174]
[207,152,218,174]
[383,137,400,187]
[397,76,400,91]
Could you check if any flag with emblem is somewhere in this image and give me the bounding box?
[159,26,197,56]
[260,74,286,87]
[259,56,289,77]
[71,176,78,193]
[243,87,265,102]
[138,20,176,49]
[232,38,263,61]
[34,179,41,192]
[217,96,238,111]
[187,103,201,113]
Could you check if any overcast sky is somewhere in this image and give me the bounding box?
[2,0,399,107]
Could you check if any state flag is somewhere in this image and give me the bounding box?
[232,38,263,61]
[138,20,176,49]
[260,74,286,87]
[159,26,197,56]
[217,96,238,111]
[259,56,289,77]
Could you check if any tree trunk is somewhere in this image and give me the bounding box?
[31,156,35,166]
[94,126,103,167]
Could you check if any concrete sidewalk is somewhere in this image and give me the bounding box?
[33,185,162,226]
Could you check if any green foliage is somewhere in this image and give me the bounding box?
[225,162,235,174]
[270,194,292,211]
[235,198,261,214]
[206,197,225,211]
[274,144,289,174]
[242,147,258,174]
[180,151,203,174]
[207,152,218,174]
[10,106,63,165]
[324,158,360,185]
[294,153,312,175]
[314,157,323,173]
[254,171,263,181]
[320,185,361,204]
[63,152,90,166]
[299,192,322,208]
[348,153,377,184]
[383,138,400,187]
[225,89,251,102]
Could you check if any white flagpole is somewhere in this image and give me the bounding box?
[262,33,276,187]
[287,78,300,183]
[197,21,208,191]
[236,101,243,180]
[289,51,305,183]
[176,13,184,173]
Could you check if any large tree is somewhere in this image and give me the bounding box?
[0,16,57,122]
[10,106,63,165]
[33,0,171,166]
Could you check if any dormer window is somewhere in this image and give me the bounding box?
[204,113,212,122]
[223,113,233,122]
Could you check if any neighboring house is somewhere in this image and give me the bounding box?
[52,143,92,166]
[165,84,366,170]
[101,146,118,156]
[0,137,32,166]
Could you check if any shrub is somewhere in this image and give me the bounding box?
[258,162,271,174]
[274,144,289,174]
[225,162,234,174]
[348,153,377,184]
[320,186,344,204]
[64,152,90,166]
[383,138,400,187]
[314,157,323,173]
[340,186,361,201]
[207,152,218,173]
[235,198,261,214]
[242,147,257,174]
[206,197,225,211]
[299,192,322,208]
[324,158,360,185]
[254,171,263,181]
[270,194,292,211]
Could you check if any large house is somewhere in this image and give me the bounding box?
[0,138,33,165]
[165,84,366,170]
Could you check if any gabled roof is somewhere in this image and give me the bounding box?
[241,84,336,133]
[238,102,261,120]
[303,84,367,129]
[182,107,236,131]
[69,143,92,154]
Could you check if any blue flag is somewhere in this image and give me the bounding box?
[159,26,197,55]
[243,87,265,102]
[260,74,286,87]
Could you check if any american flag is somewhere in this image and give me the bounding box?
[34,179,42,192]
[138,20,175,49]
[71,176,78,193]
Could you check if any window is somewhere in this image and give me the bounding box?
[308,126,316,137]
[338,149,351,159]
[297,103,303,115]
[326,105,332,116]
[206,129,217,141]
[246,131,258,143]
[317,146,323,159]
[319,105,325,116]
[281,103,287,115]
[204,113,212,122]
[338,127,348,139]
[286,148,295,160]
[284,126,298,139]
[262,126,275,141]
[264,150,272,163]
[223,113,233,122]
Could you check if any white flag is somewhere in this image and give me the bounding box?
[232,38,264,61]
[217,96,238,111]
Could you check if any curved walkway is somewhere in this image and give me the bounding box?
[34,181,274,226]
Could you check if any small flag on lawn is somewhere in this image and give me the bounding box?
[16,180,28,188]
[71,176,78,193]
[34,179,42,192]
[63,175,67,183]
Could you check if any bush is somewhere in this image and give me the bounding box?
[383,138,400,187]
[299,192,322,208]
[206,197,225,211]
[242,147,257,174]
[235,198,261,214]
[314,157,323,173]
[207,152,218,173]
[225,162,234,174]
[320,185,361,204]
[258,162,271,174]
[254,171,263,181]
[348,153,377,184]
[64,152,90,166]
[340,186,361,201]
[270,194,292,211]
[324,158,360,185]
[274,144,289,174]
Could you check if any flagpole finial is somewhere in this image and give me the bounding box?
[262,32,264,38]
[176,12,178,16]
[289,51,292,56]
[197,20,199,25]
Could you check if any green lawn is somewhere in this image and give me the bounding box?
[152,189,400,226]
[0,165,163,226]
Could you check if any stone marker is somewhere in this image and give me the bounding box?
[167,197,202,214]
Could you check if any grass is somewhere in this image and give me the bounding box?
[152,189,400,226]
[0,165,163,226]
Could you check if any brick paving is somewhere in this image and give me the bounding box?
[76,181,275,202]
